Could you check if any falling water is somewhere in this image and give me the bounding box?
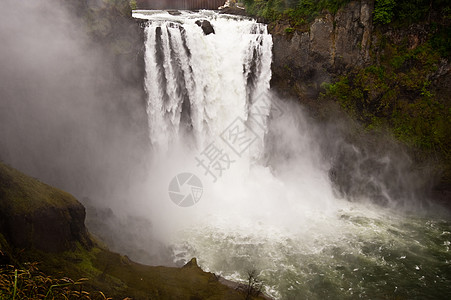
[133,10,451,299]
[138,10,272,155]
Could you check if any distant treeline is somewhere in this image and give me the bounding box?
[137,0,226,9]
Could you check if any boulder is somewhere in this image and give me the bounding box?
[219,7,248,17]
[195,19,215,35]
[168,10,182,16]
[0,162,91,252]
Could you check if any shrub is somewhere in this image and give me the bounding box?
[373,0,395,24]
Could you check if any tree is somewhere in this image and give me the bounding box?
[239,269,263,300]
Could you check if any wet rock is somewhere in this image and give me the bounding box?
[271,0,374,102]
[219,7,248,17]
[195,19,215,35]
[168,10,182,16]
[334,0,372,69]
[310,13,334,65]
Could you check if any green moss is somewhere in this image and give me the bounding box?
[265,1,450,185]
[0,162,79,215]
[327,34,449,143]
[323,31,451,183]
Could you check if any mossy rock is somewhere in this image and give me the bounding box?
[0,162,90,252]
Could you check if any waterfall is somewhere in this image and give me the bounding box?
[138,10,272,157]
[130,10,451,300]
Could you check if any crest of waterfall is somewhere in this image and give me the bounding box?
[138,10,272,158]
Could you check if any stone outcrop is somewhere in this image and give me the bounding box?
[334,0,372,68]
[219,6,248,16]
[271,0,373,101]
[196,19,215,35]
[269,0,451,205]
[0,162,91,252]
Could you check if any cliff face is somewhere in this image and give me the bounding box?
[270,0,450,107]
[269,0,451,199]
[271,0,373,102]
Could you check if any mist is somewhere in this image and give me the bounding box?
[0,1,445,273]
[0,0,148,205]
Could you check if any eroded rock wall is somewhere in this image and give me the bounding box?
[271,0,373,102]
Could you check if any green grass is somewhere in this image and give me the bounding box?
[10,245,254,300]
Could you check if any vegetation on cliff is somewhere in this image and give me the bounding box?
[245,0,451,193]
[243,0,450,26]
[323,1,451,188]
[324,39,450,176]
[372,0,451,25]
[243,0,350,24]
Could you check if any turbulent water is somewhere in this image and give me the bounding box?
[133,10,451,299]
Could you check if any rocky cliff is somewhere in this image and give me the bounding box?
[268,0,451,202]
[271,0,373,102]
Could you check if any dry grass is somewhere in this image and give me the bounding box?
[0,263,111,300]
